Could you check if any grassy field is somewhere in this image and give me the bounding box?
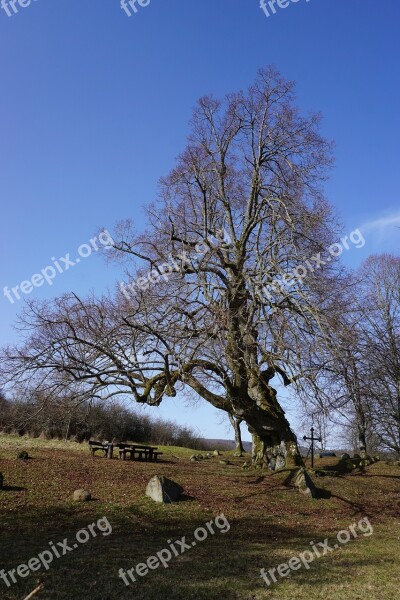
[0,434,399,600]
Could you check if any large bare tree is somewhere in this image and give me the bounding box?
[1,68,343,468]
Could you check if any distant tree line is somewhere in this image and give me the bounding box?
[0,390,205,448]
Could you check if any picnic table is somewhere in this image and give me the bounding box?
[117,443,163,462]
[88,440,162,462]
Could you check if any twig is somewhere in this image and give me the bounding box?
[23,584,44,600]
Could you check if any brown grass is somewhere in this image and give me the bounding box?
[0,435,399,599]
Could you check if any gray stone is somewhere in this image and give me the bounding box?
[293,468,318,498]
[73,489,91,502]
[196,454,204,460]
[341,459,355,472]
[190,457,198,462]
[213,450,221,456]
[340,453,351,460]
[219,459,231,465]
[275,455,286,470]
[314,469,326,477]
[146,475,183,504]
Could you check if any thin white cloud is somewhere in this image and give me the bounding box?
[358,209,400,253]
[360,210,400,234]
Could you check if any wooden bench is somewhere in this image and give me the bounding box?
[89,440,114,459]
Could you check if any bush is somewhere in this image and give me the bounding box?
[0,394,203,449]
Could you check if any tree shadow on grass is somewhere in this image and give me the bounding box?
[315,487,332,500]
[328,493,369,517]
[177,493,196,502]
[1,485,27,492]
[0,504,394,600]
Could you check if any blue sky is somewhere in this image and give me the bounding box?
[0,0,399,442]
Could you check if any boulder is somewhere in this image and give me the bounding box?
[196,454,204,460]
[315,469,340,477]
[213,450,221,456]
[293,468,318,498]
[73,489,91,502]
[340,453,351,460]
[341,459,355,472]
[146,475,183,504]
[219,459,231,465]
[275,455,286,470]
[314,469,326,477]
[190,457,198,462]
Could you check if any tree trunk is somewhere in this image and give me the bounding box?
[232,379,302,470]
[355,405,368,457]
[229,414,245,455]
[358,426,367,457]
[250,427,300,470]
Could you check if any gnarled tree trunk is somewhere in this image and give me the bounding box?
[230,377,302,470]
[251,430,300,470]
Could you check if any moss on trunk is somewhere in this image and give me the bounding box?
[251,431,301,470]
